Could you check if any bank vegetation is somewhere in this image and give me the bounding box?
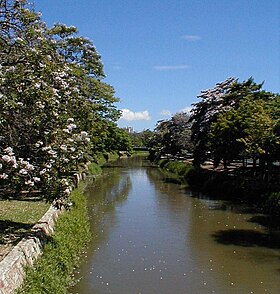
[149,78,280,216]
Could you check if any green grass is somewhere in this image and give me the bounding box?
[0,200,50,224]
[0,200,50,250]
[158,159,193,177]
[132,151,149,157]
[87,162,102,176]
[17,184,91,294]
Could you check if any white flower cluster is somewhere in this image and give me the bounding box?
[61,178,72,196]
[0,147,41,188]
[33,118,92,197]
[1,147,17,168]
[195,77,238,128]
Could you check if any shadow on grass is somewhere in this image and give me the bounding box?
[212,229,280,249]
[0,220,33,245]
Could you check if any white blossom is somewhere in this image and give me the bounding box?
[3,147,14,156]
[35,141,43,148]
[80,131,88,137]
[64,188,71,195]
[11,157,18,168]
[25,180,34,186]
[19,168,28,175]
[25,163,34,171]
[67,123,77,131]
[36,101,45,109]
[2,155,11,163]
[15,37,24,42]
[60,145,67,151]
[0,173,8,180]
[67,118,75,123]
[40,169,47,175]
[63,128,70,134]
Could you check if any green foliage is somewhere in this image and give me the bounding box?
[165,161,192,176]
[158,159,192,177]
[190,77,279,173]
[87,162,102,176]
[127,129,154,148]
[0,0,129,202]
[190,77,269,166]
[17,184,91,294]
[158,158,169,168]
[150,112,193,159]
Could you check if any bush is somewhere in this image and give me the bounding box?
[158,159,192,178]
[165,161,191,176]
[87,162,102,176]
[158,158,169,168]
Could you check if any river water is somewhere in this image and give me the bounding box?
[71,157,280,294]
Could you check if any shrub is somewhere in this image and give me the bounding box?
[87,162,102,176]
[158,158,169,168]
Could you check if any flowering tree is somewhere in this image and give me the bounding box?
[0,0,129,202]
[190,77,266,167]
[150,112,193,159]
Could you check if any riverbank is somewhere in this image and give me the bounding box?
[0,200,50,263]
[157,158,280,217]
[15,153,119,293]
[0,152,119,293]
[17,182,91,294]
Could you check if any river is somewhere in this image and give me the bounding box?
[70,156,280,294]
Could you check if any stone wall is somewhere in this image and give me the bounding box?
[0,205,64,294]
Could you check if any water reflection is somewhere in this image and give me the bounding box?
[71,157,280,294]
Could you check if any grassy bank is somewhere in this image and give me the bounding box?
[17,153,119,293]
[157,158,280,216]
[17,183,91,294]
[0,199,50,261]
[158,158,193,182]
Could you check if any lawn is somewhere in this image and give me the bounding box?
[0,199,50,261]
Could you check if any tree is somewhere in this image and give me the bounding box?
[127,129,154,148]
[210,109,245,168]
[151,112,193,159]
[190,77,268,167]
[0,0,128,201]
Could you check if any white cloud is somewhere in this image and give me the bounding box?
[153,65,190,71]
[160,110,172,116]
[120,109,151,121]
[181,35,201,41]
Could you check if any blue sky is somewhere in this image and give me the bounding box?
[36,0,279,131]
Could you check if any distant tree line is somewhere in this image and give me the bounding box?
[0,0,131,202]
